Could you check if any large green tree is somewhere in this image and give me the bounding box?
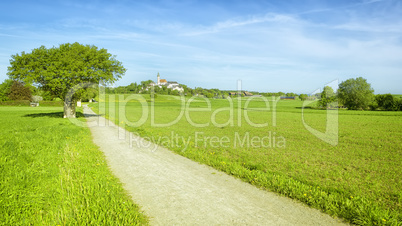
[338,77,374,110]
[7,42,126,118]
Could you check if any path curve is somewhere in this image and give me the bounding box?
[83,105,346,225]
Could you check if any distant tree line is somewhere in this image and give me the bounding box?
[106,81,230,98]
[260,92,299,97]
[316,77,402,111]
[372,94,402,111]
[107,81,303,99]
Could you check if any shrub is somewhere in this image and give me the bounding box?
[368,101,378,111]
[375,94,398,111]
[396,98,402,111]
[0,79,13,101]
[0,100,30,106]
[8,81,32,101]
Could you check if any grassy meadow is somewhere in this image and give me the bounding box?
[91,94,402,225]
[0,107,148,225]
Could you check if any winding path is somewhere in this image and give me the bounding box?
[83,105,346,225]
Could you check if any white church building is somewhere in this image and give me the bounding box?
[149,73,184,92]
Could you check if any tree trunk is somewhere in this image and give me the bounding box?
[64,99,76,118]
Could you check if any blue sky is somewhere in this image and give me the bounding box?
[0,0,401,94]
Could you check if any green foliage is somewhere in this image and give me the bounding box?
[0,79,13,101]
[318,86,337,108]
[7,43,125,118]
[299,94,308,101]
[79,87,98,102]
[368,101,378,111]
[7,42,126,102]
[92,95,402,225]
[375,94,400,111]
[141,80,154,89]
[0,100,30,106]
[127,82,140,93]
[8,80,32,101]
[0,107,148,225]
[37,90,56,101]
[259,91,285,97]
[338,77,374,110]
[170,89,179,96]
[206,92,214,98]
[286,92,297,97]
[161,85,168,94]
[180,84,191,94]
[397,98,402,111]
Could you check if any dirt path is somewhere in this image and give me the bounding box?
[83,105,346,225]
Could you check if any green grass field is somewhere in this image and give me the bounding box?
[91,94,402,225]
[0,107,148,225]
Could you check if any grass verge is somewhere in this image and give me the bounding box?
[0,107,148,225]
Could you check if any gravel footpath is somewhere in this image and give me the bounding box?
[84,105,346,225]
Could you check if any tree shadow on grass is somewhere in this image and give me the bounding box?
[24,112,85,118]
[241,108,271,112]
[84,113,102,118]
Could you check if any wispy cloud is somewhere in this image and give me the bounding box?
[182,13,297,36]
[0,33,21,38]
[333,22,402,33]
[360,0,385,5]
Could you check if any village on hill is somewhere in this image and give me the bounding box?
[106,73,302,99]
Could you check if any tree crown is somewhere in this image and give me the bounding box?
[7,42,126,100]
[338,77,374,110]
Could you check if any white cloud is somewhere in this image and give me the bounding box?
[182,13,298,36]
[333,22,402,33]
[0,33,20,38]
